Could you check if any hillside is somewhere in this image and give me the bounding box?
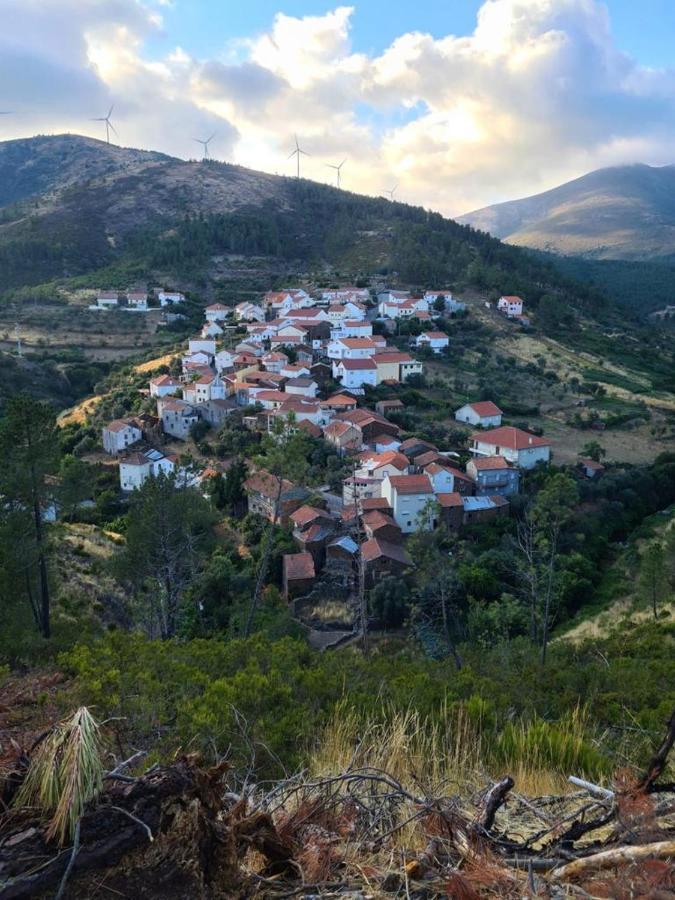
[458,164,675,260]
[0,134,605,318]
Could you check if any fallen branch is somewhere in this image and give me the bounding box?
[550,840,675,883]
[636,708,675,793]
[567,776,614,801]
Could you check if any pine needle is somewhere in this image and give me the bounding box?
[14,707,104,845]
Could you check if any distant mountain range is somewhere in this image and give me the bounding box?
[458,164,675,261]
[0,134,603,323]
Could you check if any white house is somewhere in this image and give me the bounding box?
[235,302,265,322]
[126,291,148,310]
[245,322,277,342]
[332,320,373,339]
[321,287,370,303]
[356,450,409,482]
[282,377,316,398]
[280,362,311,378]
[381,474,436,533]
[182,350,213,372]
[263,289,313,313]
[201,321,224,338]
[158,290,185,306]
[415,331,449,353]
[215,349,237,372]
[149,375,182,398]
[205,303,230,322]
[281,308,329,325]
[328,337,380,360]
[161,399,200,440]
[377,290,410,305]
[374,352,424,384]
[102,419,142,455]
[470,426,550,469]
[188,337,217,356]
[262,351,288,373]
[455,401,503,428]
[96,291,119,309]
[335,357,378,390]
[185,373,227,405]
[119,448,176,491]
[497,296,524,317]
[378,297,429,319]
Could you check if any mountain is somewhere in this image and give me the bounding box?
[458,164,675,260]
[0,134,607,321]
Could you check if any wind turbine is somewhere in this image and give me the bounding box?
[92,105,117,144]
[288,134,309,179]
[383,184,398,201]
[194,133,215,160]
[327,158,346,188]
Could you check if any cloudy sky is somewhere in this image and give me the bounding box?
[1,0,675,216]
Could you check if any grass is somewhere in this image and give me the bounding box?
[309,702,602,802]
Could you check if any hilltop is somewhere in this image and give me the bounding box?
[458,163,675,261]
[0,134,603,315]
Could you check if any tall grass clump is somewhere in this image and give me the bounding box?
[14,707,104,844]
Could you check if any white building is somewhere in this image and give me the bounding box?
[102,419,142,455]
[96,291,119,309]
[235,302,265,322]
[470,426,550,469]
[204,303,230,322]
[182,350,213,372]
[455,401,503,429]
[149,375,182,399]
[381,474,436,533]
[321,287,370,303]
[284,377,318,398]
[335,357,378,390]
[415,331,449,353]
[119,448,176,491]
[262,351,289,373]
[331,320,373,339]
[188,337,217,356]
[215,349,236,372]
[161,399,200,440]
[497,296,524,317]
[158,290,186,306]
[201,321,224,338]
[126,291,148,310]
[185,373,227,405]
[328,337,380,361]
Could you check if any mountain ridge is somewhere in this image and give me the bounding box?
[458,163,675,260]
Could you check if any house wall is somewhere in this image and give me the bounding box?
[472,441,549,468]
[102,425,141,455]
[119,462,149,491]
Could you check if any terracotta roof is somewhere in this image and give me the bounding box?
[285,376,315,388]
[254,390,288,403]
[337,337,378,349]
[298,420,322,438]
[469,456,511,471]
[361,497,392,511]
[471,426,550,450]
[244,470,294,499]
[413,450,441,467]
[387,474,433,495]
[421,331,448,340]
[360,450,409,471]
[500,295,523,302]
[283,552,316,581]
[105,418,139,434]
[399,437,437,453]
[283,309,324,319]
[324,394,357,407]
[436,492,464,508]
[98,290,118,300]
[374,352,414,364]
[466,401,503,417]
[290,505,330,527]
[361,538,411,566]
[338,357,377,370]
[206,303,228,311]
[263,352,288,362]
[324,421,358,439]
[362,510,399,530]
[120,452,149,467]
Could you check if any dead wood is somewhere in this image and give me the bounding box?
[636,708,675,793]
[549,839,675,883]
[477,775,514,833]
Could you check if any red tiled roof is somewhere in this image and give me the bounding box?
[469,456,511,471]
[206,303,228,310]
[338,337,378,349]
[500,295,522,302]
[324,421,358,439]
[284,552,315,581]
[290,505,329,527]
[471,426,550,450]
[150,375,180,386]
[105,418,138,433]
[362,510,398,530]
[298,420,322,438]
[387,474,433,495]
[374,352,414,364]
[361,538,411,566]
[339,357,377,370]
[436,492,463,508]
[467,401,503,417]
[324,393,357,407]
[421,331,448,340]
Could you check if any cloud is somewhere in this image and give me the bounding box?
[2,0,675,214]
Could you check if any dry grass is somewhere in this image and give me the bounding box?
[57,394,104,427]
[308,601,352,626]
[134,351,178,373]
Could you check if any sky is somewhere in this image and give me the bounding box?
[1,0,675,216]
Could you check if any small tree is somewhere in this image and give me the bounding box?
[638,542,668,620]
[581,440,606,462]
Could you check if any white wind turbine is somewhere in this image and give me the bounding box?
[92,105,117,144]
[194,133,216,160]
[326,158,347,188]
[288,134,309,179]
[383,184,398,201]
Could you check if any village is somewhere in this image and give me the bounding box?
[94,283,570,607]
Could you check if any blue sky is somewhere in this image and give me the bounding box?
[2,0,675,214]
[148,1,675,67]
